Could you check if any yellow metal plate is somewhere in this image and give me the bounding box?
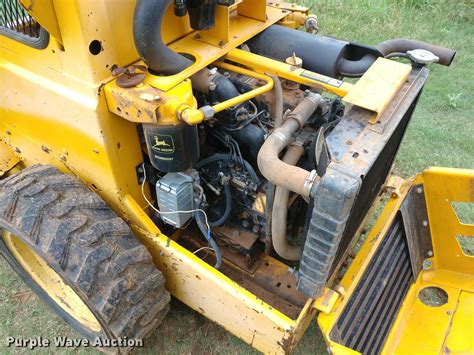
[343,58,412,123]
[444,291,474,353]
[0,139,20,176]
[389,281,460,354]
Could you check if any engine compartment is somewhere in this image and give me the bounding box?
[104,0,453,303]
[145,68,345,267]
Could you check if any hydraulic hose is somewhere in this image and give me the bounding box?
[257,92,322,198]
[376,39,456,66]
[209,184,232,227]
[272,145,305,261]
[195,209,222,269]
[133,0,193,75]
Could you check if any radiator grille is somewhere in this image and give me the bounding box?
[0,0,41,38]
[331,214,413,354]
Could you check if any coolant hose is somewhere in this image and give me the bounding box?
[376,39,456,66]
[257,93,322,198]
[133,0,193,75]
[195,209,222,269]
[272,145,305,261]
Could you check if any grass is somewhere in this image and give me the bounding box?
[1,0,473,354]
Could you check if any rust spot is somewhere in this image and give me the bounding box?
[198,307,205,314]
[195,275,201,280]
[41,145,51,153]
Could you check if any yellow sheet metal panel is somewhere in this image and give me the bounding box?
[423,168,474,275]
[0,139,20,176]
[390,282,460,354]
[443,291,474,353]
[19,0,63,44]
[343,58,411,123]
[124,196,303,354]
[0,58,148,216]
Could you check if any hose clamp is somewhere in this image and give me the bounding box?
[304,170,319,196]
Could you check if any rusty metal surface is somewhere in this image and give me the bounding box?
[177,233,308,319]
[399,183,433,279]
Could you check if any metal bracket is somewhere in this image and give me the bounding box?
[343,58,412,124]
[313,287,339,314]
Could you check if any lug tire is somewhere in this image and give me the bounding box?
[0,165,170,352]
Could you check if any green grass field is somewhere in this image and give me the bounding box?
[1,0,473,354]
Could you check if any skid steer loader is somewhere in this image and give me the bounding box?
[0,0,472,353]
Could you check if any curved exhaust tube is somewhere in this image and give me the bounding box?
[134,0,193,75]
[272,145,305,261]
[257,92,322,198]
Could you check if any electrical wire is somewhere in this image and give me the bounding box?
[192,246,213,255]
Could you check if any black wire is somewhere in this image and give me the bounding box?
[222,110,267,132]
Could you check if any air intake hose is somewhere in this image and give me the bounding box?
[133,0,193,75]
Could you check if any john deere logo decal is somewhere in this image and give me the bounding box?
[152,134,175,154]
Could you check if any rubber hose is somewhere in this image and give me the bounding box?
[268,74,284,128]
[376,38,456,66]
[133,0,193,75]
[209,184,232,227]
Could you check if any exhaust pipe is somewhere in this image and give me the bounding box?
[247,25,456,78]
[133,0,193,75]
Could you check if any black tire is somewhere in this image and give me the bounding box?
[0,165,170,352]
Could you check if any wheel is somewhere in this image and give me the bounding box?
[0,165,170,351]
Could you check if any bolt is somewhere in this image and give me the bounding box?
[93,148,99,154]
[417,187,423,194]
[346,139,353,145]
[422,220,428,227]
[6,130,11,135]
[209,82,217,91]
[194,33,201,39]
[427,250,433,257]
